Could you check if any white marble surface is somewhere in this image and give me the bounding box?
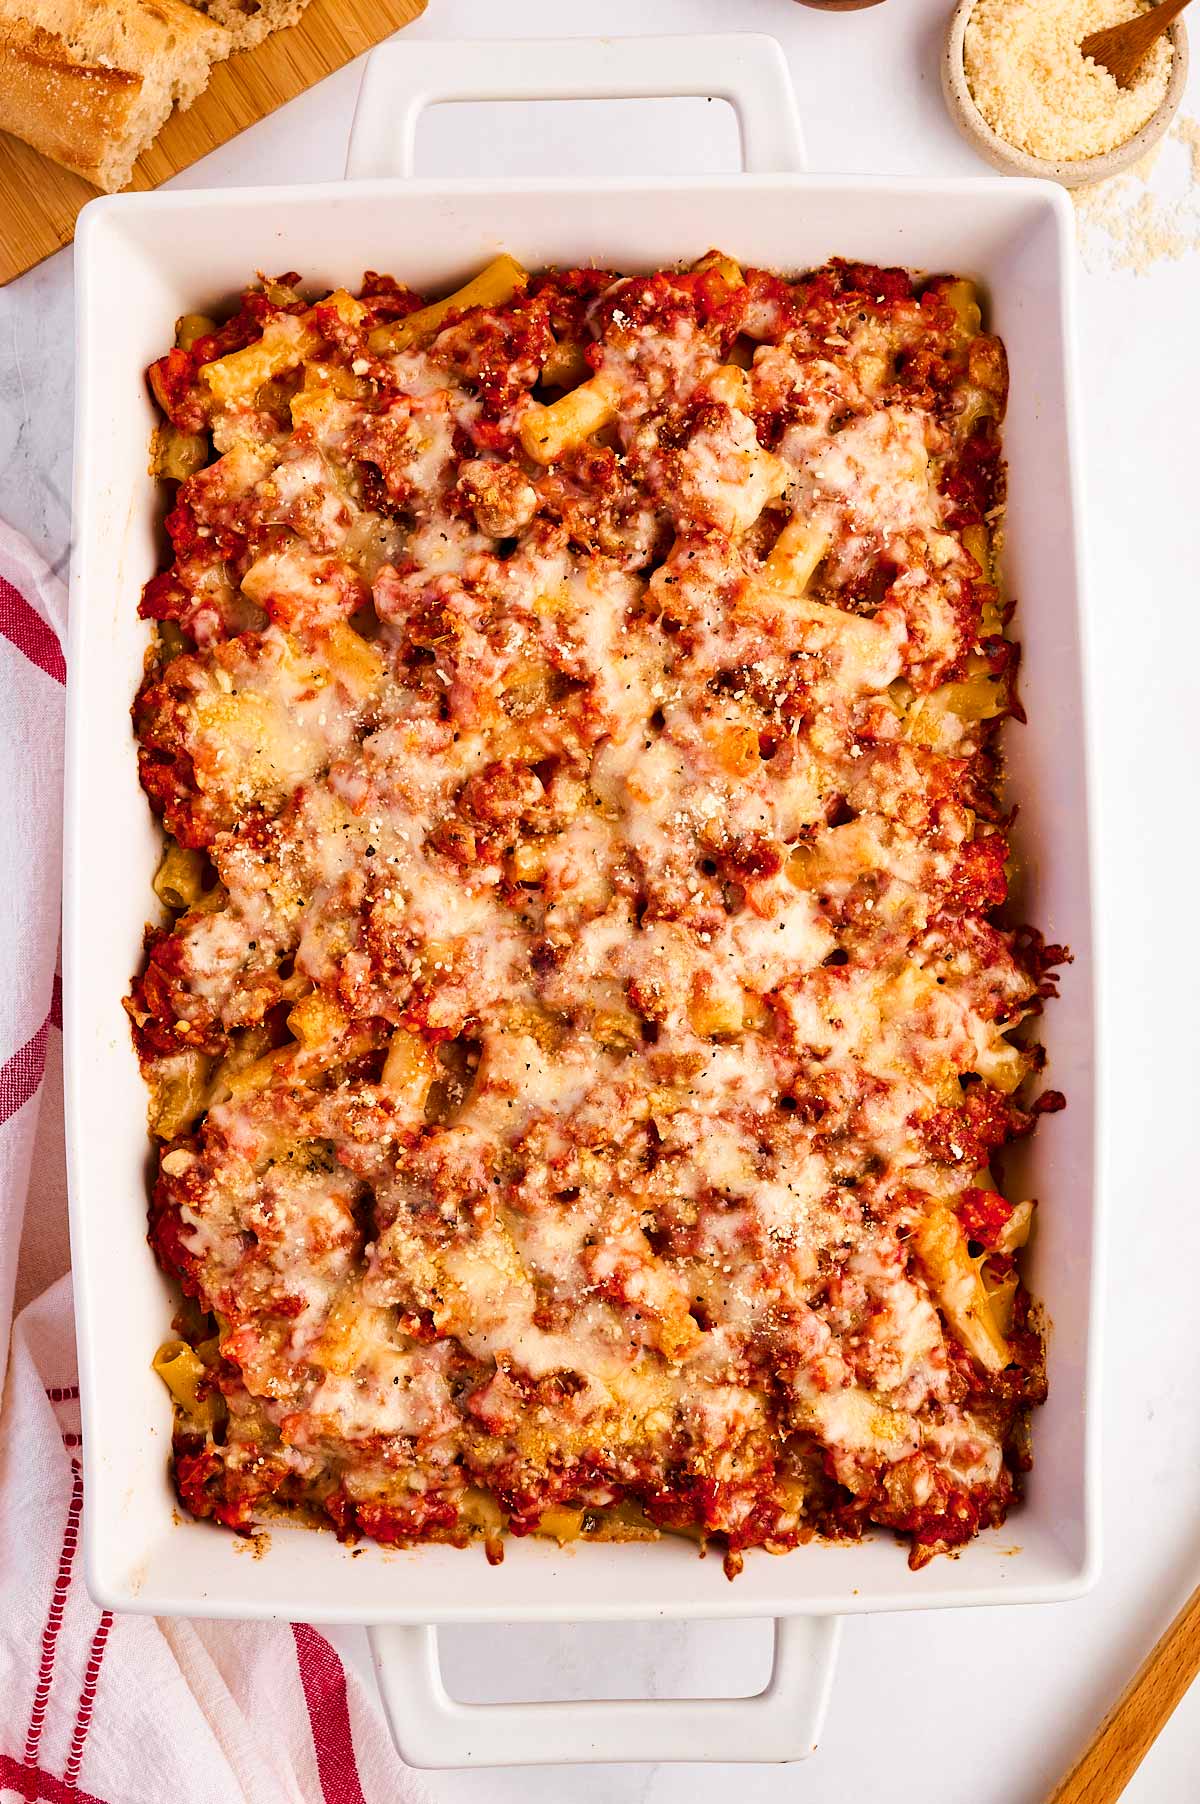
[4,0,1200,1795]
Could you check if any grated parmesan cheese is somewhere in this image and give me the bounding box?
[964,0,1172,163]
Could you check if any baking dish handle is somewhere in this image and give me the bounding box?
[368,1615,840,1768]
[345,34,806,180]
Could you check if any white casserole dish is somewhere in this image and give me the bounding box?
[65,34,1101,1767]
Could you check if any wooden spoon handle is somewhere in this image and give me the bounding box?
[1047,1582,1200,1804]
[1080,0,1191,85]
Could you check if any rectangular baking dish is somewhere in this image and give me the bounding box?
[65,34,1100,1766]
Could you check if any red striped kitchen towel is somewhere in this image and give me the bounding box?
[0,522,430,1804]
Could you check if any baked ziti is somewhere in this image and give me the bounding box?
[129,252,1066,1573]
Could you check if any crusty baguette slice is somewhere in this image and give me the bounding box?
[185,0,310,50]
[0,0,230,192]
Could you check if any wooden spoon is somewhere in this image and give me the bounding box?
[1046,1580,1200,1803]
[1080,0,1192,89]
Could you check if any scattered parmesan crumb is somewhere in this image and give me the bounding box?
[965,0,1172,163]
[1073,116,1200,272]
[1174,113,1200,183]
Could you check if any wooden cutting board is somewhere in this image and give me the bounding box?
[0,0,426,287]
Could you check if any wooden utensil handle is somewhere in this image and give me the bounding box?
[1047,1582,1200,1804]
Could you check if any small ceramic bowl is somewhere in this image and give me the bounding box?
[943,0,1190,189]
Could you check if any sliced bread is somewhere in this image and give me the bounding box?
[184,0,310,51]
[0,0,230,191]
